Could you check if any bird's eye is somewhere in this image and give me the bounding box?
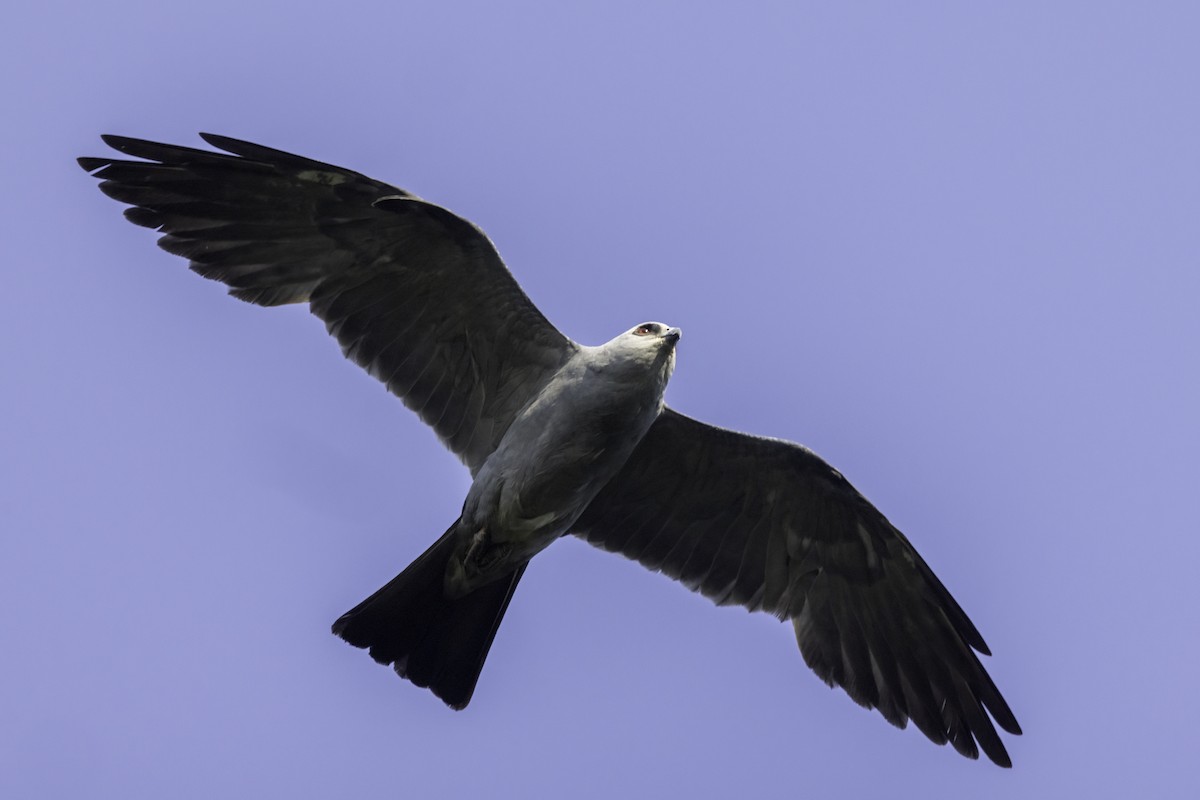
[634,324,655,336]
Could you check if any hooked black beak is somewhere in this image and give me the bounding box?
[664,327,682,344]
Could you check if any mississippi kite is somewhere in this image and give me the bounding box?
[80,134,1021,766]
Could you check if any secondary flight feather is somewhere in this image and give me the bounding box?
[80,134,1020,766]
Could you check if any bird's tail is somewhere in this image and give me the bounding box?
[332,520,525,709]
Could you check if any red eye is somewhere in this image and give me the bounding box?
[634,324,654,336]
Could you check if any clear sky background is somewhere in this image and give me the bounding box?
[4,2,1198,798]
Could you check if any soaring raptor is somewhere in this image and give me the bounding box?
[80,134,1020,766]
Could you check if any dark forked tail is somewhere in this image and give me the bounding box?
[332,522,526,709]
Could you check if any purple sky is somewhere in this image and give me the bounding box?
[5,2,1199,797]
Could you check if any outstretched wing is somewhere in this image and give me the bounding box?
[80,134,575,472]
[573,408,1021,766]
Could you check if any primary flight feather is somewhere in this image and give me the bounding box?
[80,134,1020,766]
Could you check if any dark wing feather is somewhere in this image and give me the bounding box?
[80,134,574,471]
[574,408,1021,766]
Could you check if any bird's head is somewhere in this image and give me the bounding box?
[602,321,681,378]
[626,321,681,355]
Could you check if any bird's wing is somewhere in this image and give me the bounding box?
[572,408,1021,766]
[80,134,575,471]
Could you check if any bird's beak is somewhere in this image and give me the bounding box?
[664,327,682,344]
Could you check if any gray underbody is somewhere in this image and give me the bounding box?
[447,329,679,595]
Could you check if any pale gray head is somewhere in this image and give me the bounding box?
[627,321,681,347]
[594,321,682,377]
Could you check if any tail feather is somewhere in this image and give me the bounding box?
[332,522,525,709]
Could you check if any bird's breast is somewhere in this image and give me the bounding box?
[466,362,666,544]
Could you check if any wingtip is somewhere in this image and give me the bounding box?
[197,132,232,150]
[995,708,1023,736]
[988,744,1014,769]
[77,156,107,173]
[99,133,141,153]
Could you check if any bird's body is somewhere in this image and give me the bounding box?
[450,324,679,595]
[81,134,1021,766]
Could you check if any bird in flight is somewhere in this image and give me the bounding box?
[80,134,1020,766]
